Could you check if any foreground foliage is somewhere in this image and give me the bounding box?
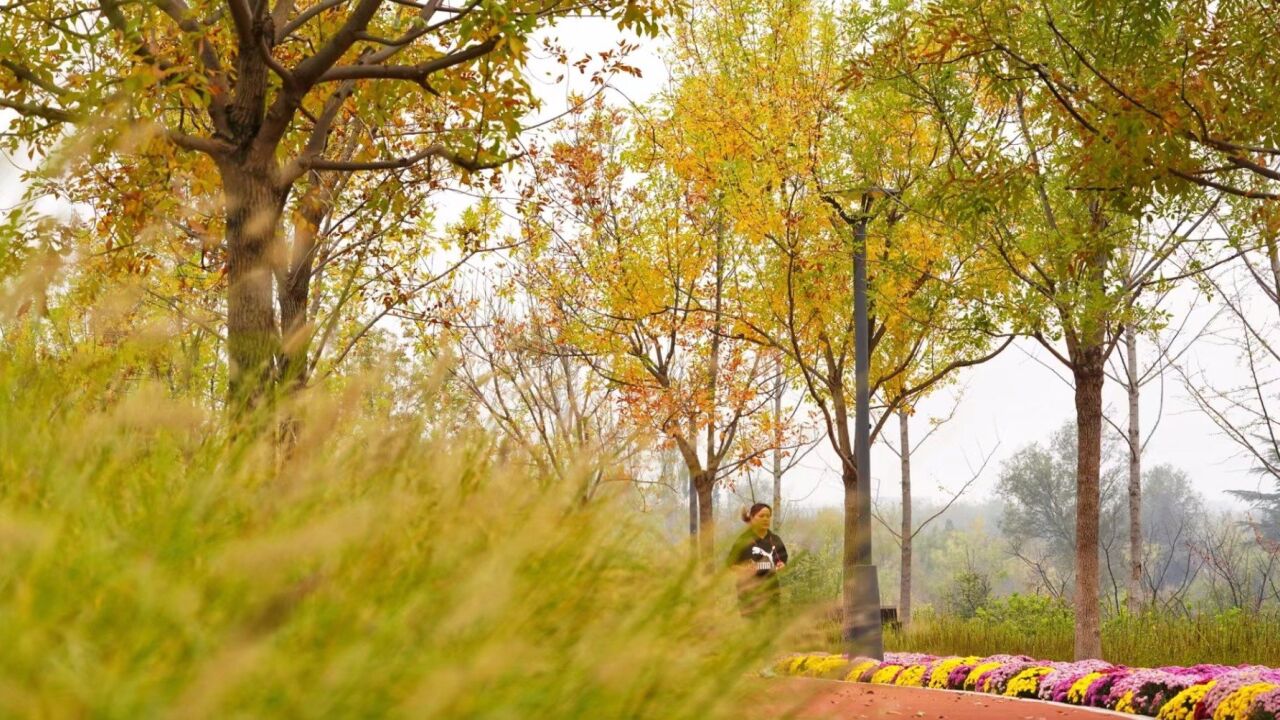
[0,329,775,718]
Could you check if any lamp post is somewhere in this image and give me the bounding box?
[824,187,896,660]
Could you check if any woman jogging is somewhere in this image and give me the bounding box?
[728,502,788,621]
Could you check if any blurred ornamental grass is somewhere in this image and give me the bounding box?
[0,319,780,719]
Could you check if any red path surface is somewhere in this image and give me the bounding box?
[755,678,1132,719]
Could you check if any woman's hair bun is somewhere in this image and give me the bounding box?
[743,502,771,523]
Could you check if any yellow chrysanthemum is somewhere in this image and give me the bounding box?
[803,655,850,679]
[870,664,905,685]
[776,655,804,674]
[1213,682,1277,720]
[894,665,928,687]
[1003,667,1054,698]
[845,660,879,683]
[965,661,1005,691]
[1156,681,1216,720]
[927,656,980,689]
[1115,690,1138,714]
[1068,672,1105,704]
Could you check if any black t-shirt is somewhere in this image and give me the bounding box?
[729,530,788,576]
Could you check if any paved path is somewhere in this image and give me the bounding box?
[754,678,1134,720]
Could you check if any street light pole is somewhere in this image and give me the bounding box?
[853,212,873,569]
[845,203,883,660]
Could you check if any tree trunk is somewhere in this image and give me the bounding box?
[842,458,859,622]
[220,161,285,411]
[1125,324,1143,615]
[1073,351,1106,660]
[694,471,716,572]
[686,463,697,548]
[832,395,860,577]
[1266,234,1280,315]
[899,408,912,628]
[277,179,328,391]
[832,388,870,652]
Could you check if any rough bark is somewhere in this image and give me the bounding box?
[831,388,860,574]
[687,465,698,547]
[220,161,285,411]
[833,388,865,646]
[842,459,859,606]
[1125,324,1143,615]
[899,408,913,628]
[1072,349,1106,660]
[694,471,716,571]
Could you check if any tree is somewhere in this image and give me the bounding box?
[0,0,673,410]
[939,0,1280,203]
[520,99,779,566]
[906,4,1229,651]
[1140,465,1205,612]
[945,568,992,620]
[660,0,1009,649]
[446,273,638,494]
[875,397,994,628]
[996,422,1126,604]
[1176,255,1280,552]
[1101,298,1212,614]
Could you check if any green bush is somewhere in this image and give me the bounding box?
[781,548,841,609]
[975,593,1073,634]
[0,331,778,718]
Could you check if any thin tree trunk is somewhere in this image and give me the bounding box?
[277,175,331,391]
[1125,324,1143,615]
[899,408,912,628]
[1266,234,1280,313]
[1073,351,1106,660]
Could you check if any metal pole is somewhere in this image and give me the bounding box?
[854,215,872,567]
[845,209,884,659]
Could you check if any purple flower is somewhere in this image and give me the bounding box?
[1106,667,1222,715]
[1082,668,1127,708]
[946,660,980,689]
[1250,686,1280,719]
[885,652,938,668]
[975,659,1039,695]
[1038,660,1114,703]
[1194,670,1280,719]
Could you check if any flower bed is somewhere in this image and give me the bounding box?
[774,652,1280,719]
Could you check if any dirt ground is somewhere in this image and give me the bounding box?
[752,678,1134,719]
